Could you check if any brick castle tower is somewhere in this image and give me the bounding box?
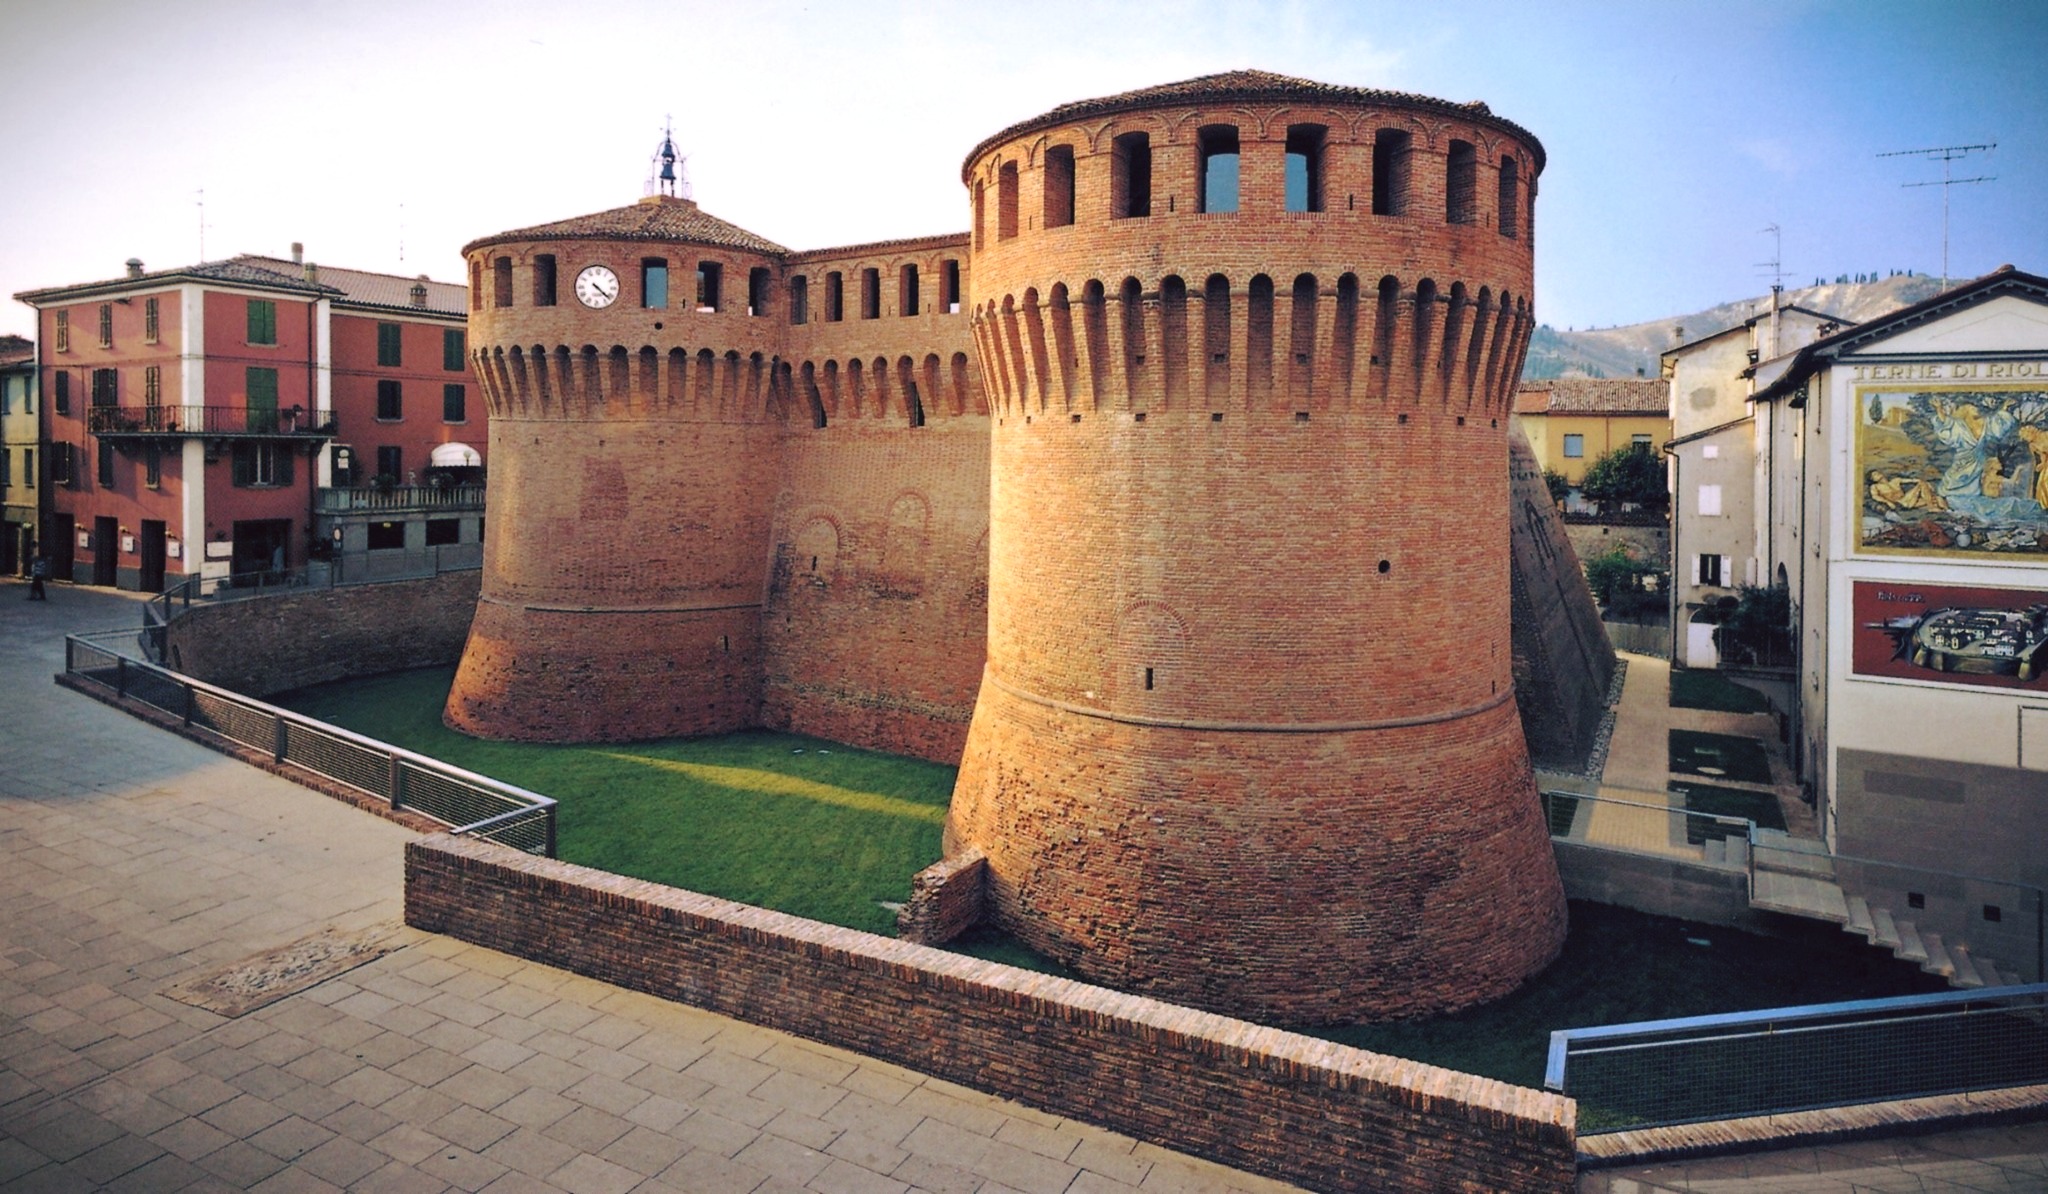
[943,72,1568,1024]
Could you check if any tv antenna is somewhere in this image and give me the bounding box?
[1755,223,1789,290]
[196,188,206,260]
[1878,142,1995,287]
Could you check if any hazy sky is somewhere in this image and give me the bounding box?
[3,0,2042,339]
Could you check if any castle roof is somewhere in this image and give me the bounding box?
[963,68,1545,180]
[1516,377,1667,416]
[233,256,467,318]
[466,195,788,257]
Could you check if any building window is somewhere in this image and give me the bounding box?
[1498,156,1520,238]
[789,275,808,325]
[1632,433,1653,447]
[443,383,466,423]
[532,254,557,306]
[1446,140,1477,224]
[470,259,482,310]
[973,179,985,250]
[144,297,160,344]
[90,368,118,407]
[824,272,844,322]
[98,440,114,488]
[1112,131,1151,219]
[377,322,402,367]
[1696,553,1724,587]
[51,442,74,487]
[1197,124,1240,213]
[942,260,961,314]
[247,299,278,346]
[748,267,770,317]
[492,257,513,308]
[1698,483,1723,517]
[144,365,161,407]
[246,367,279,430]
[861,268,880,320]
[231,442,293,487]
[1043,145,1075,229]
[1562,433,1584,458]
[1286,124,1326,213]
[695,261,721,312]
[641,258,669,309]
[443,328,466,371]
[425,519,459,546]
[1372,129,1411,216]
[377,379,403,420]
[997,162,1019,239]
[55,310,69,352]
[0,448,9,487]
[368,521,404,551]
[145,442,161,489]
[54,370,70,414]
[98,303,113,347]
[376,446,402,482]
[900,264,920,317]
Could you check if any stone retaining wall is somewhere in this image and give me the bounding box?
[404,833,1577,1193]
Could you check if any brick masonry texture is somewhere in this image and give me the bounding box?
[896,846,989,943]
[404,833,1578,1194]
[164,570,480,697]
[1508,432,1616,767]
[446,71,1582,1022]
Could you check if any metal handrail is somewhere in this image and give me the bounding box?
[86,404,336,437]
[62,629,555,855]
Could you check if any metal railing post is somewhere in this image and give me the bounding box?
[273,715,288,764]
[389,755,405,811]
[183,683,196,727]
[546,809,558,859]
[115,657,127,699]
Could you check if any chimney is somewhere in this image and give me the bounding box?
[125,258,144,278]
[291,242,303,265]
[304,262,319,286]
[410,276,429,308]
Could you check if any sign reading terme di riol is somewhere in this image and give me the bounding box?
[1856,372,2048,557]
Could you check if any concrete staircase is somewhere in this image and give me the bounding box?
[1745,829,2027,989]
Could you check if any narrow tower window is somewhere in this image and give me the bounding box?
[997,162,1019,240]
[900,264,920,316]
[1446,140,1477,225]
[942,259,962,314]
[1197,124,1239,213]
[533,254,557,306]
[1285,124,1326,213]
[695,261,721,311]
[1498,156,1520,238]
[861,268,881,319]
[748,267,771,317]
[825,271,843,322]
[641,258,669,309]
[492,256,513,307]
[1371,129,1411,216]
[1111,131,1151,219]
[1043,145,1075,228]
[789,275,809,325]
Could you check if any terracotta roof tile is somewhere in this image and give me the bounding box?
[466,196,787,257]
[964,69,1544,178]
[15,259,333,304]
[233,256,466,317]
[0,334,33,367]
[1516,377,1666,415]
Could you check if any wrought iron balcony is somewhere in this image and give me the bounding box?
[87,404,337,439]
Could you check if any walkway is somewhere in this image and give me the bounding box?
[0,581,1299,1193]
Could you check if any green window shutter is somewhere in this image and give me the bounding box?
[378,323,402,366]
[442,383,466,422]
[443,328,465,371]
[247,300,276,345]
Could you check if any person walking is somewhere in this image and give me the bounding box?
[27,554,48,600]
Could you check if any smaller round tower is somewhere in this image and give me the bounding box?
[446,193,792,742]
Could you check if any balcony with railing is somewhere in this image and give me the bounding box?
[316,484,485,515]
[87,404,337,439]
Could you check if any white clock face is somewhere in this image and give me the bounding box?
[574,265,620,308]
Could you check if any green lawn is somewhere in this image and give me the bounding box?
[1317,901,1945,1090]
[1669,669,1773,714]
[278,667,953,936]
[1669,729,1774,783]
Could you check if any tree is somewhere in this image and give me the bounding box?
[1578,444,1667,512]
[1718,583,1793,666]
[1582,544,1667,621]
[1542,468,1572,507]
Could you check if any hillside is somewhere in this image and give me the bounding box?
[1524,273,1945,381]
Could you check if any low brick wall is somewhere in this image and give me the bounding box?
[406,835,1577,1193]
[895,848,986,944]
[163,571,480,697]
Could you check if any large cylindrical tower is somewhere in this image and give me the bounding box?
[945,71,1566,1025]
[447,197,790,741]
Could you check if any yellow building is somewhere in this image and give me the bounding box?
[0,335,35,575]
[1512,377,1670,486]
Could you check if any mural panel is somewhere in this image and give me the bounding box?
[1857,385,2048,557]
[1853,579,2048,689]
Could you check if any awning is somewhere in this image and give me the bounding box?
[429,442,482,467]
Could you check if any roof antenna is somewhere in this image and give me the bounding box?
[196,188,206,261]
[647,117,690,200]
[1879,142,1996,288]
[397,202,405,266]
